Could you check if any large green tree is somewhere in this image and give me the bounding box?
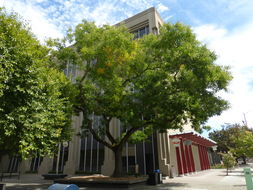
[209,123,253,163]
[0,8,73,158]
[230,130,253,158]
[209,124,249,152]
[50,21,232,176]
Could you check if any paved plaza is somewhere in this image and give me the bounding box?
[1,166,249,190]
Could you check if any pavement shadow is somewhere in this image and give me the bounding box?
[77,183,187,190]
[233,184,246,187]
[161,182,187,187]
[217,174,244,177]
[229,170,244,173]
[4,182,187,190]
[218,170,244,176]
[6,183,50,190]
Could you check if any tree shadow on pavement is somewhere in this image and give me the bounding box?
[162,182,187,187]
[79,183,187,190]
[217,174,245,177]
[6,183,50,190]
[5,182,187,190]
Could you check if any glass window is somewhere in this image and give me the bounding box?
[131,25,149,39]
[139,27,146,38]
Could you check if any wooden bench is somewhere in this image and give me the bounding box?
[0,172,20,181]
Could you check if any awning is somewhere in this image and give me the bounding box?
[169,131,216,147]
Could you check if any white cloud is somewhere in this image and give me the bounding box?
[194,22,253,130]
[0,0,4,6]
[157,3,169,13]
[0,0,163,42]
[1,0,63,42]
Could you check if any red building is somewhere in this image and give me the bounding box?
[169,132,216,176]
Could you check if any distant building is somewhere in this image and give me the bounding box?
[0,7,218,177]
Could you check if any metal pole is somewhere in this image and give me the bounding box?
[83,138,87,172]
[8,157,14,172]
[142,140,146,175]
[56,143,61,174]
[90,135,93,171]
[90,114,94,172]
[32,156,36,172]
[244,113,248,126]
[141,115,146,175]
[96,142,99,171]
[126,142,128,173]
[134,144,137,164]
[13,157,18,172]
[151,133,156,170]
[61,146,65,172]
[37,156,41,172]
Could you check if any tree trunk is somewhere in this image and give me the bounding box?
[112,147,123,177]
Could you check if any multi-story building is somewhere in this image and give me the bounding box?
[0,7,218,178]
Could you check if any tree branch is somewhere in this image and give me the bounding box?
[119,126,143,147]
[86,119,113,149]
[103,116,117,145]
[118,114,179,147]
[121,64,153,86]
[79,60,92,84]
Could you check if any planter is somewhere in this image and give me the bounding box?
[42,174,68,180]
[54,176,148,188]
[0,183,6,190]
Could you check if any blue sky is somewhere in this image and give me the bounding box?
[1,0,253,136]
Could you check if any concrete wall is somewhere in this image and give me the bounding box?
[0,155,9,171]
[38,157,53,174]
[116,7,164,35]
[64,113,83,175]
[157,132,170,176]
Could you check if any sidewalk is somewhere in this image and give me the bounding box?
[2,166,248,190]
[1,174,53,190]
[161,167,246,190]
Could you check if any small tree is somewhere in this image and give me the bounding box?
[222,153,236,175]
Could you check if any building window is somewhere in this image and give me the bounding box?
[132,26,149,39]
[63,61,78,83]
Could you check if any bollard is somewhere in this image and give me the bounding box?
[244,168,253,190]
[48,183,79,190]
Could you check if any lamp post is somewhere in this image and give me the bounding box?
[243,113,248,126]
[243,110,253,128]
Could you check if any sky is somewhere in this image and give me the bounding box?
[1,0,253,136]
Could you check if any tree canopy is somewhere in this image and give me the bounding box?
[230,130,253,158]
[0,8,74,158]
[209,124,250,152]
[49,21,232,176]
[209,123,253,163]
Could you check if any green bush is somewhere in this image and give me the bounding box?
[211,164,226,169]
